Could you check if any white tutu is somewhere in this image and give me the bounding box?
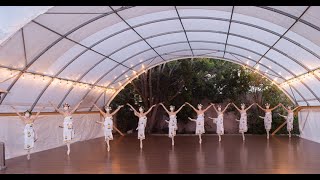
[264,112,272,131]
[24,123,35,150]
[104,117,113,140]
[287,112,294,131]
[195,114,205,135]
[63,116,74,143]
[137,116,147,140]
[216,113,224,135]
[239,112,248,133]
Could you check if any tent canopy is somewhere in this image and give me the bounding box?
[1,6,320,113]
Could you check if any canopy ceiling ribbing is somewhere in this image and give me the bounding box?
[1,6,320,113]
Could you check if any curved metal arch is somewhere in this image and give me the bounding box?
[25,14,320,108]
[87,50,307,109]
[4,7,320,109]
[102,56,301,109]
[0,6,135,105]
[78,34,316,107]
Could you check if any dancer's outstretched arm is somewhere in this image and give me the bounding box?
[270,103,282,111]
[126,103,139,116]
[188,117,196,122]
[222,103,231,113]
[278,113,287,118]
[10,106,24,122]
[256,103,266,111]
[175,103,186,114]
[159,103,170,114]
[93,104,106,117]
[165,120,169,124]
[144,104,156,115]
[245,103,255,111]
[70,100,83,114]
[280,104,288,111]
[292,106,301,112]
[203,104,213,112]
[96,121,103,125]
[211,103,218,113]
[33,107,45,122]
[185,102,198,112]
[49,102,64,115]
[111,105,124,116]
[232,103,241,112]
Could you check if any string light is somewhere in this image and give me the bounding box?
[280,68,320,87]
[0,67,116,93]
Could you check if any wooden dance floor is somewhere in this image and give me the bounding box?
[2,134,320,174]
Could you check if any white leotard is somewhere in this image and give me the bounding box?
[168,114,177,138]
[239,112,248,133]
[24,123,35,150]
[63,116,74,142]
[195,114,205,135]
[104,116,113,140]
[137,116,147,140]
[264,112,272,130]
[216,112,224,135]
[286,112,294,131]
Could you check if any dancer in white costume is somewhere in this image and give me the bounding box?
[11,106,44,160]
[209,103,231,142]
[159,103,186,146]
[50,100,83,155]
[127,103,156,149]
[232,103,255,141]
[257,103,281,139]
[186,102,213,144]
[93,104,124,151]
[278,104,300,138]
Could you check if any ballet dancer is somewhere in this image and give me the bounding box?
[186,102,213,144]
[159,102,186,146]
[232,103,255,141]
[256,103,281,139]
[49,100,83,155]
[278,104,300,138]
[93,104,124,151]
[11,106,44,160]
[127,103,156,149]
[209,103,231,142]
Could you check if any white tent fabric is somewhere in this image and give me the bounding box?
[298,109,320,143]
[0,6,320,111]
[0,113,104,159]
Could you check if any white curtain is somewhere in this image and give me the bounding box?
[0,113,104,159]
[298,108,320,143]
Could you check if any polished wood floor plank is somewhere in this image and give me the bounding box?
[1,134,320,174]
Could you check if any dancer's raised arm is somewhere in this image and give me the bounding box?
[270,103,282,111]
[211,103,218,113]
[144,104,156,115]
[222,103,231,113]
[33,107,45,122]
[159,103,170,114]
[127,103,139,115]
[188,117,196,122]
[256,103,266,111]
[232,103,241,112]
[278,113,286,118]
[70,100,83,114]
[185,102,197,112]
[292,106,301,111]
[175,103,186,113]
[10,106,24,121]
[245,103,255,111]
[203,104,213,112]
[93,104,106,117]
[49,102,64,115]
[111,105,124,116]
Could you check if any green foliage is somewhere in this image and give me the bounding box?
[111,58,298,134]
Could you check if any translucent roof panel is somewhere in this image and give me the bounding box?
[1,6,320,113]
